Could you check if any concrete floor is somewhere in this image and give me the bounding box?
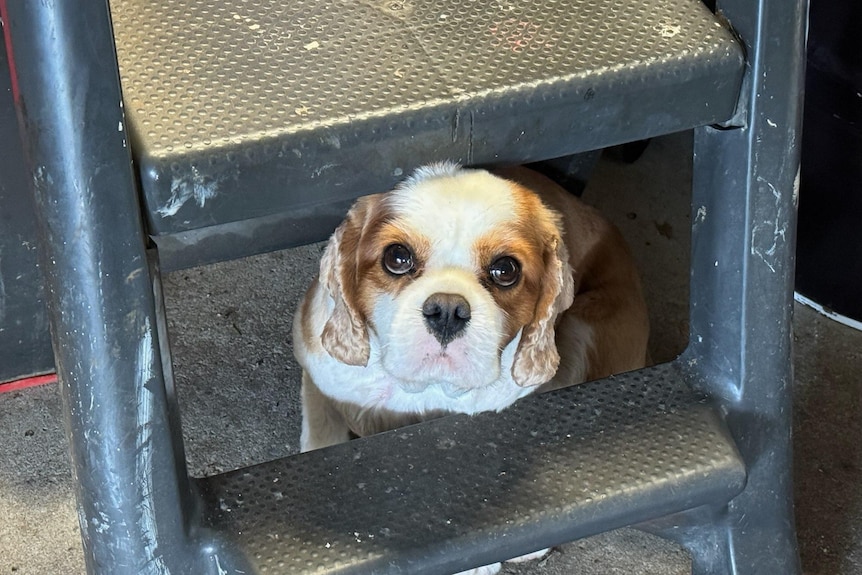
[1,131,860,574]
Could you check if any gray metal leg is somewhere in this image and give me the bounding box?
[0,1,211,573]
[644,0,807,572]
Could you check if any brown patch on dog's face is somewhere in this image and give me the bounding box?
[350,202,435,332]
[473,227,546,346]
[319,193,411,365]
[472,183,569,350]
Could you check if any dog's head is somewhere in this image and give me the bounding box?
[318,163,574,396]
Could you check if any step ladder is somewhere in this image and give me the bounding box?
[0,0,806,572]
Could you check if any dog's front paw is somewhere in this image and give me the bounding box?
[453,563,501,575]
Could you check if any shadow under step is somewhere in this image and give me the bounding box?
[196,362,746,574]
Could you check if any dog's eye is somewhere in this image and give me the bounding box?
[382,244,415,275]
[489,256,521,287]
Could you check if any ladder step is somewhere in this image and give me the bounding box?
[196,363,746,574]
[110,0,744,244]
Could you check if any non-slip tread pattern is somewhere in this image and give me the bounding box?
[110,0,743,236]
[197,363,745,574]
[113,0,736,153]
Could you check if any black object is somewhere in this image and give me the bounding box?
[0,0,806,573]
[795,0,862,324]
[0,34,53,383]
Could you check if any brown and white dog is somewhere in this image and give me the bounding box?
[292,163,649,572]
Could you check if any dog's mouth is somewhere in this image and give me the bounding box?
[383,348,497,398]
[420,348,458,368]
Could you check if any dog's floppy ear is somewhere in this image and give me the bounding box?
[319,199,372,366]
[512,230,575,387]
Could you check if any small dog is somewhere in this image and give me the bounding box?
[292,163,649,573]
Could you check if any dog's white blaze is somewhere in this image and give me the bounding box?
[373,267,504,392]
[390,169,519,270]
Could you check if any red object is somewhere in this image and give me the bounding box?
[0,0,22,104]
[0,373,58,393]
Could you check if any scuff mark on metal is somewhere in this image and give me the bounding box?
[451,108,460,143]
[135,316,168,572]
[126,267,144,284]
[213,554,228,575]
[750,178,788,273]
[657,23,682,38]
[158,166,222,218]
[91,511,111,534]
[324,134,341,149]
[312,163,337,178]
[792,167,800,210]
[467,111,475,164]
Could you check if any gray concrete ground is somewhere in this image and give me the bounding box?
[1,131,860,574]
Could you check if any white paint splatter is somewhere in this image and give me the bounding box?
[324,134,341,149]
[91,511,111,534]
[158,166,221,217]
[231,13,264,33]
[214,554,228,575]
[312,163,338,178]
[304,40,321,51]
[658,23,681,38]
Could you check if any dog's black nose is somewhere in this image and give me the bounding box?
[422,293,471,346]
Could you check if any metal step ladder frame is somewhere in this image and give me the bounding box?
[0,0,805,572]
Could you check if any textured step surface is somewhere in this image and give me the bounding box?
[196,363,746,574]
[110,0,743,238]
